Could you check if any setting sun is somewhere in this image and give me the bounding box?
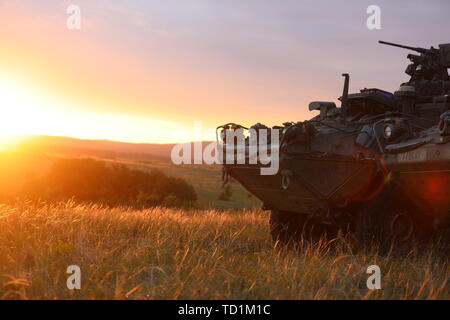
[0,77,38,148]
[0,75,67,145]
[0,74,215,146]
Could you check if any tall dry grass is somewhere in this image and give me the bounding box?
[0,201,448,299]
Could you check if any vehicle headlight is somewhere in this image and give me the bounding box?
[383,124,394,140]
[383,117,408,142]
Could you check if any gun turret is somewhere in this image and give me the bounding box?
[379,40,450,81]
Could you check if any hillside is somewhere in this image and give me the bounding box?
[13,135,176,162]
[0,135,261,209]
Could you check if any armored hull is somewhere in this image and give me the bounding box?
[226,156,379,215]
[224,126,450,228]
[383,133,450,225]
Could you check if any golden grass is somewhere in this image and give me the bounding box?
[0,201,448,299]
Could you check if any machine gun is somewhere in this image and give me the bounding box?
[379,40,450,81]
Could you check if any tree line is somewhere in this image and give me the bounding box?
[21,158,197,208]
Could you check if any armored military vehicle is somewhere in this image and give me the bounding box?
[217,41,450,250]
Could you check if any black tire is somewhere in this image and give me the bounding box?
[270,210,305,245]
[270,210,339,246]
[356,185,434,254]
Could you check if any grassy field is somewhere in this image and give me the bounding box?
[0,201,448,299]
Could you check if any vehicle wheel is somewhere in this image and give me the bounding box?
[356,186,433,254]
[269,210,305,245]
[269,210,339,246]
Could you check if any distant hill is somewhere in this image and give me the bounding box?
[14,135,215,163]
[14,135,177,162]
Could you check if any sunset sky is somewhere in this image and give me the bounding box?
[1,0,449,143]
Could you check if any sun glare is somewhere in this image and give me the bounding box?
[0,74,215,146]
[0,80,28,148]
[0,78,47,149]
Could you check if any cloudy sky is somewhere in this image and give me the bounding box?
[0,0,449,143]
